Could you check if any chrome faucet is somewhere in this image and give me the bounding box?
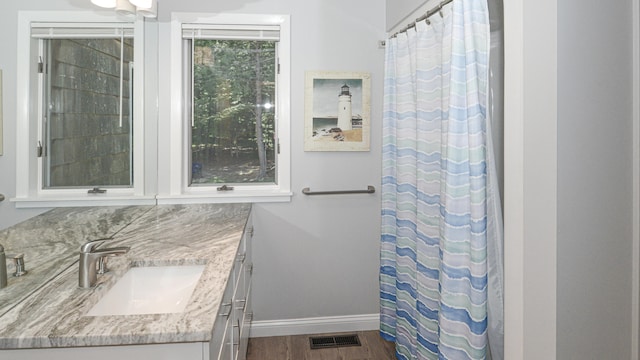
[0,244,7,289]
[79,239,130,289]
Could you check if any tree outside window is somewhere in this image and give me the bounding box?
[190,39,276,185]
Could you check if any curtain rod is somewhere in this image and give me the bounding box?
[388,0,454,39]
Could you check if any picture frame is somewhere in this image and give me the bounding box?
[304,71,371,151]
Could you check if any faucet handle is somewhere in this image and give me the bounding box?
[0,244,6,289]
[80,239,106,253]
[97,257,109,274]
[13,254,27,277]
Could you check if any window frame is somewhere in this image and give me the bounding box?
[14,12,152,208]
[158,13,291,204]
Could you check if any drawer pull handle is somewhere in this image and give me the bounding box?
[218,302,232,317]
[236,299,247,311]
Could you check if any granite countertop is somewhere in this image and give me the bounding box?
[0,203,251,349]
[0,206,153,317]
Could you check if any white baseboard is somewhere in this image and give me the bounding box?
[250,313,380,338]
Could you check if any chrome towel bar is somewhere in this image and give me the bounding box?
[302,185,375,196]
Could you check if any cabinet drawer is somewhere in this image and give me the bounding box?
[209,278,234,360]
[236,283,252,360]
[210,206,253,360]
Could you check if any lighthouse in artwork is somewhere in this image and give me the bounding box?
[337,84,353,131]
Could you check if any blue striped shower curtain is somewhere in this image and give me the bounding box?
[380,1,494,359]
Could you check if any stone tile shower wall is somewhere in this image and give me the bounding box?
[47,38,133,187]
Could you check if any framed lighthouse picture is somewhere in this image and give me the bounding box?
[304,71,371,151]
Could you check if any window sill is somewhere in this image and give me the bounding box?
[11,196,158,209]
[156,190,293,205]
[11,190,293,208]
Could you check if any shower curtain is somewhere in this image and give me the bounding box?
[380,1,500,359]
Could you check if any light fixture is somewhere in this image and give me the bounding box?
[91,0,116,8]
[129,0,151,7]
[135,0,157,19]
[115,0,136,17]
[90,0,157,18]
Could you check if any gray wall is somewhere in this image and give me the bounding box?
[386,0,428,31]
[557,0,634,358]
[386,0,503,33]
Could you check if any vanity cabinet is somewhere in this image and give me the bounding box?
[0,204,253,360]
[210,210,253,360]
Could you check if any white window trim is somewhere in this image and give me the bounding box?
[157,12,292,204]
[13,11,149,208]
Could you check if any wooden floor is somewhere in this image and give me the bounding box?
[247,330,396,360]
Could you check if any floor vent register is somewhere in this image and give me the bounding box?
[309,334,361,349]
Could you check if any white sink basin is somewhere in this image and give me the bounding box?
[86,265,206,316]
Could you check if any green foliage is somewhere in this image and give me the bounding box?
[192,39,276,153]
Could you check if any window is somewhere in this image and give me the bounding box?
[161,13,291,203]
[186,37,277,185]
[37,31,134,189]
[14,12,289,207]
[15,13,149,207]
